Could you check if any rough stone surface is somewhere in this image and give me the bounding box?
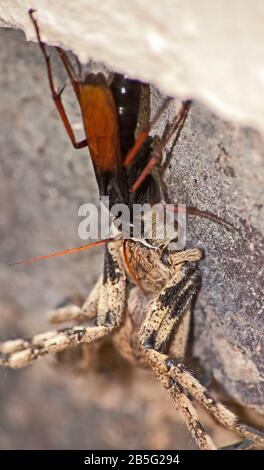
[157,98,264,411]
[1,1,264,133]
[0,27,263,449]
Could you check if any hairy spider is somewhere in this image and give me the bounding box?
[1,237,264,450]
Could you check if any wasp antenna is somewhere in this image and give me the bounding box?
[159,204,239,232]
[185,206,238,232]
[10,238,115,266]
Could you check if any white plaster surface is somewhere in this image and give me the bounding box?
[1,0,264,133]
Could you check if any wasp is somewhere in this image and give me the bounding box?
[0,10,264,450]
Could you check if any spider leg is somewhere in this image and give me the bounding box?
[158,368,217,449]
[147,349,264,449]
[48,275,103,324]
[47,304,89,324]
[0,325,109,369]
[220,439,255,450]
[0,242,126,369]
[139,262,216,449]
[139,261,264,449]
[165,358,264,446]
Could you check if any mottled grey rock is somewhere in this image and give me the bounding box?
[159,100,264,411]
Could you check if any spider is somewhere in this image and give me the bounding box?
[0,10,264,451]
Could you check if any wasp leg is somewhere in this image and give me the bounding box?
[0,242,126,369]
[48,275,103,324]
[56,47,81,102]
[161,100,192,171]
[139,262,264,449]
[29,9,87,149]
[130,100,191,193]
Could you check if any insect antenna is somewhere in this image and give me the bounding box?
[159,204,238,232]
[10,238,115,266]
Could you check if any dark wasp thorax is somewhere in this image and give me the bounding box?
[111,74,160,210]
[111,74,142,160]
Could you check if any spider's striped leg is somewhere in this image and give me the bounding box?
[164,358,264,447]
[139,261,264,449]
[0,325,109,369]
[158,367,217,449]
[140,262,216,450]
[145,350,264,450]
[220,439,255,450]
[48,275,103,324]
[0,242,126,369]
